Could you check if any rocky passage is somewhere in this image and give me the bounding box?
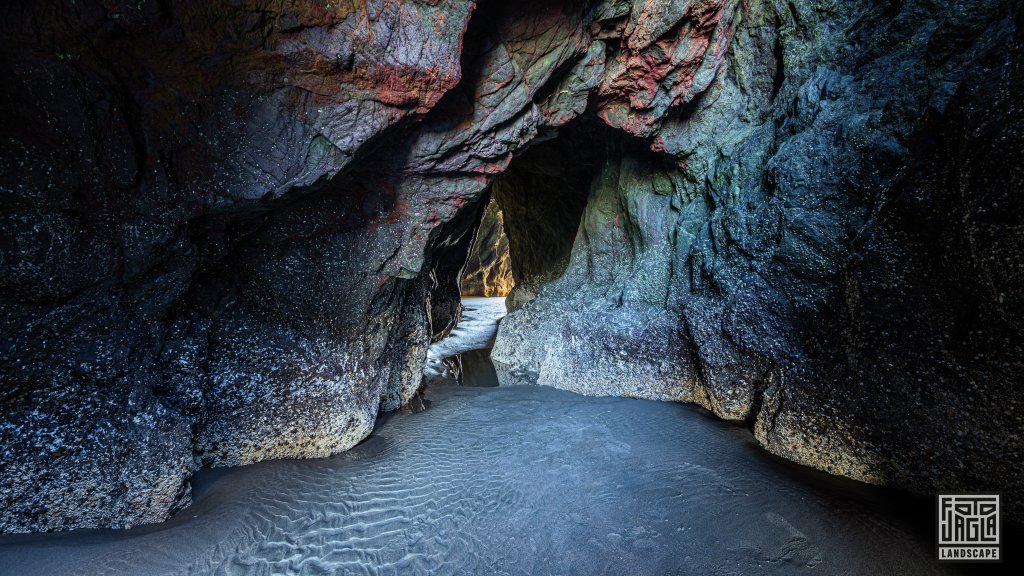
[1,0,1023,533]
[460,202,514,298]
[0,302,980,575]
[423,297,507,386]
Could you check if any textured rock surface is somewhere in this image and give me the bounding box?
[0,0,656,532]
[0,0,479,532]
[460,200,514,298]
[495,0,1024,519]
[1,0,1022,533]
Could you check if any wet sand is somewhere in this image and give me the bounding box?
[0,299,1000,575]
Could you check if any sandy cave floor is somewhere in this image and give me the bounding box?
[0,299,1002,575]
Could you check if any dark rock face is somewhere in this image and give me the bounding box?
[1,0,1022,532]
[495,0,1024,518]
[0,0,477,532]
[494,133,701,400]
[460,199,514,298]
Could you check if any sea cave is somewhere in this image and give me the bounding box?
[0,0,1022,574]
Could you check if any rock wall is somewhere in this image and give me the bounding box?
[460,199,514,298]
[0,0,706,532]
[494,0,1024,519]
[0,0,479,532]
[491,121,611,310]
[1,0,1022,532]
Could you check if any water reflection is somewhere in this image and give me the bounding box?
[442,348,500,387]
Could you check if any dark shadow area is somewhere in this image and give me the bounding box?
[442,348,500,387]
[490,118,610,311]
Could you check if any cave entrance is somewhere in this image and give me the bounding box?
[460,197,514,298]
[428,118,609,386]
[459,118,609,311]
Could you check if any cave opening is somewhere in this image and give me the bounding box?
[458,118,610,312]
[459,197,514,299]
[426,117,612,387]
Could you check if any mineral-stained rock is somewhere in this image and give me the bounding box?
[495,0,1024,519]
[2,0,1023,533]
[595,0,739,137]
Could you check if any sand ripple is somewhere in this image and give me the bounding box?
[0,383,970,575]
[0,298,976,575]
